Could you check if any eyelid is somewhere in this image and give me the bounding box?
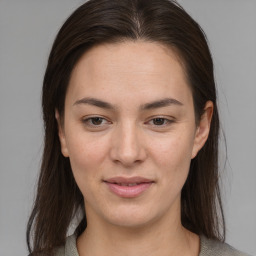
[146,116,175,127]
[82,116,111,128]
[81,115,175,129]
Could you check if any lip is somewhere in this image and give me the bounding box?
[104,176,154,198]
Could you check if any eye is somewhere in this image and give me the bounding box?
[152,118,167,126]
[82,116,110,128]
[148,117,174,127]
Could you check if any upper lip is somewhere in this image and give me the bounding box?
[104,176,154,184]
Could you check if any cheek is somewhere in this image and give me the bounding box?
[148,130,195,187]
[67,130,109,165]
[150,133,194,168]
[65,131,110,190]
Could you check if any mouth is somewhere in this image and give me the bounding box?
[103,176,154,198]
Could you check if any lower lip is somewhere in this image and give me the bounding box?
[105,182,153,198]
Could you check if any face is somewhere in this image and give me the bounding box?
[56,41,212,229]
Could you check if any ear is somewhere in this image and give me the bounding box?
[55,109,69,157]
[191,101,214,159]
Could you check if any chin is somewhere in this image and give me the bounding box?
[108,217,153,229]
[102,206,159,229]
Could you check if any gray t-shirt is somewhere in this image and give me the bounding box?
[54,234,251,256]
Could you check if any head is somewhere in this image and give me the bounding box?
[27,0,224,254]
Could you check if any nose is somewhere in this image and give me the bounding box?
[110,121,147,167]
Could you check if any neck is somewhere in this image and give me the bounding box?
[77,208,199,256]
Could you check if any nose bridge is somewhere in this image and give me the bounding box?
[110,119,146,166]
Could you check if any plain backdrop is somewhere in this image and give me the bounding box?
[0,1,255,255]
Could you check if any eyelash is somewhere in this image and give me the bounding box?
[82,117,110,127]
[81,116,175,129]
[148,117,174,126]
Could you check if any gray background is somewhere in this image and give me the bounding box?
[0,1,255,255]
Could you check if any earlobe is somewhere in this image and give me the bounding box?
[55,110,69,157]
[191,101,213,159]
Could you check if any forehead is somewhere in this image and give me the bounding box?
[72,40,185,78]
[66,40,191,106]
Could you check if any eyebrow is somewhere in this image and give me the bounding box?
[73,97,183,111]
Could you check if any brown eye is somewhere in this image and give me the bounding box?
[153,118,166,126]
[90,117,104,125]
[82,116,109,128]
[147,117,175,128]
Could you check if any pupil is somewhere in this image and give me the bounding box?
[92,117,102,125]
[154,118,165,125]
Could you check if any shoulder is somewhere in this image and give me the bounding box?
[54,234,79,256]
[199,236,252,256]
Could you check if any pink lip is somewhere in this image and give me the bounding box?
[104,176,154,198]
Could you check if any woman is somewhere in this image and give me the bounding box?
[26,0,250,255]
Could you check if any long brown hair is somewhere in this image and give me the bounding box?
[27,0,225,254]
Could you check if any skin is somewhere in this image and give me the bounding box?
[56,40,213,256]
